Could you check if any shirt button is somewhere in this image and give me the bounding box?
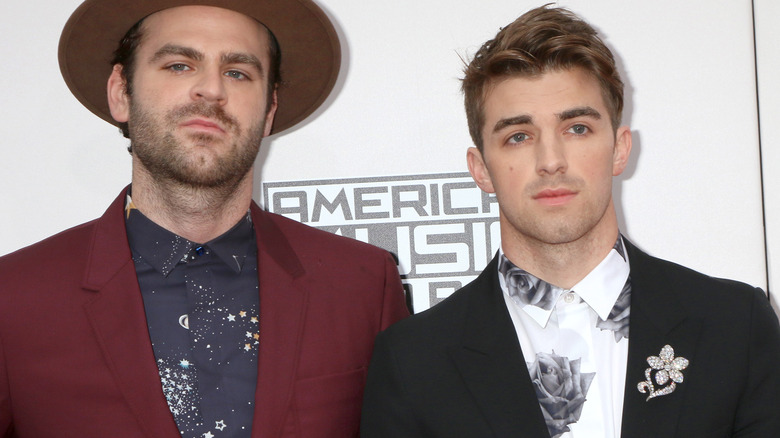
[563,292,576,303]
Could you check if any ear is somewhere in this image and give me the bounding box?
[107,64,130,123]
[467,147,495,193]
[262,88,279,137]
[612,126,632,176]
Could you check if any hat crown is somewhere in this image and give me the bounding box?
[59,0,341,135]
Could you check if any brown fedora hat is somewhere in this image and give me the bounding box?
[58,0,341,135]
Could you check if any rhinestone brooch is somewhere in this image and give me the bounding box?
[637,344,689,401]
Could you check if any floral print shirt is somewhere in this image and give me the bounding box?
[498,236,631,438]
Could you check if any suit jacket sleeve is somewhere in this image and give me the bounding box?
[0,328,11,438]
[379,252,410,332]
[360,254,414,437]
[733,288,780,436]
[361,329,423,437]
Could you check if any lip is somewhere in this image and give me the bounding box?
[180,118,225,134]
[533,188,577,206]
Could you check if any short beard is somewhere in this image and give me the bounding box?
[507,174,610,246]
[128,99,265,191]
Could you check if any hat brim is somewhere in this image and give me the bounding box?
[58,0,341,135]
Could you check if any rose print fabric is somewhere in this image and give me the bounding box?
[499,238,632,341]
[527,353,595,438]
[595,279,631,342]
[501,265,563,311]
[498,236,631,437]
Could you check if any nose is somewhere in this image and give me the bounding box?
[190,68,227,104]
[535,135,567,175]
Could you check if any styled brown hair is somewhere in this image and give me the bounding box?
[462,5,623,150]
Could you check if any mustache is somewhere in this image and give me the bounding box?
[168,102,238,130]
[525,175,584,194]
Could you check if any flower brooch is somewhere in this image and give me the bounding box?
[637,345,689,401]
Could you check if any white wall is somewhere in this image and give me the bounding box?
[755,0,780,313]
[0,0,131,253]
[1,1,773,311]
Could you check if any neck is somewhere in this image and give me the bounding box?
[501,205,620,289]
[130,163,254,244]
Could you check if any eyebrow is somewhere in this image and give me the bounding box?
[557,106,601,121]
[492,106,603,134]
[221,52,264,77]
[492,115,533,133]
[149,44,265,77]
[493,106,601,132]
[149,44,202,63]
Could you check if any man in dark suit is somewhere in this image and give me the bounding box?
[0,1,408,437]
[361,6,780,437]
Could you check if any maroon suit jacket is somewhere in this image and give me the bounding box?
[0,190,408,437]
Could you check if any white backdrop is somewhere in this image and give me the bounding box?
[1,0,775,313]
[756,0,780,315]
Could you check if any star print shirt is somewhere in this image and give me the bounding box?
[126,201,259,438]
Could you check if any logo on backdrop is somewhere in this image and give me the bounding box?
[262,172,500,312]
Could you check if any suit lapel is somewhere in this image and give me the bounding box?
[82,190,180,437]
[449,257,550,438]
[620,241,702,437]
[250,205,309,437]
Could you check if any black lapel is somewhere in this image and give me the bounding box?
[620,240,702,437]
[449,256,550,438]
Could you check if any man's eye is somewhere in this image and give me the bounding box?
[168,64,190,72]
[569,124,589,135]
[509,132,529,144]
[225,71,247,80]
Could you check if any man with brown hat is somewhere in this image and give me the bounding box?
[0,1,407,437]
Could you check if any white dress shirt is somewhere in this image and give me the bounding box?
[499,239,630,438]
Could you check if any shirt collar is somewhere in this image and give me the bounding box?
[571,237,630,321]
[125,194,255,276]
[498,235,630,327]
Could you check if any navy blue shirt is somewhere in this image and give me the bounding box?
[126,199,259,438]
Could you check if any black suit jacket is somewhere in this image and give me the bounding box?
[361,240,780,437]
